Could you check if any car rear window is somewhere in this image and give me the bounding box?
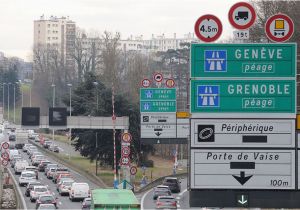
[158,197,175,202]
[165,179,177,183]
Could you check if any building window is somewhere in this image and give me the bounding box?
[48,24,50,27]
[38,30,40,34]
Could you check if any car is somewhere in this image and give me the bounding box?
[162,177,181,193]
[81,197,91,210]
[36,194,57,209]
[47,168,57,179]
[19,171,37,186]
[55,173,72,184]
[156,195,177,209]
[25,166,39,179]
[49,144,59,153]
[153,185,171,200]
[27,146,38,156]
[43,141,52,149]
[37,204,56,210]
[58,179,74,195]
[32,155,46,166]
[23,144,32,152]
[8,149,20,161]
[30,152,43,160]
[69,182,90,201]
[52,168,69,183]
[14,160,29,174]
[9,133,16,141]
[10,155,22,168]
[25,181,42,197]
[44,164,58,175]
[38,160,51,172]
[30,185,50,202]
[34,135,40,142]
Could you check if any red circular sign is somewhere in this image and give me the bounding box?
[165,79,175,88]
[265,14,294,42]
[1,152,9,160]
[2,142,9,150]
[228,2,256,30]
[120,157,130,166]
[122,132,132,143]
[141,78,151,88]
[2,159,8,167]
[153,73,163,83]
[194,14,223,42]
[112,115,116,121]
[130,166,137,175]
[121,146,130,157]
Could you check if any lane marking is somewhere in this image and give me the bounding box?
[141,188,153,210]
[179,189,187,196]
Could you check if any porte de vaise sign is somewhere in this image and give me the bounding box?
[190,80,296,113]
[191,43,296,78]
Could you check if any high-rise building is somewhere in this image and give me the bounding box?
[33,15,76,80]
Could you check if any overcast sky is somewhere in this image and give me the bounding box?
[1,0,241,61]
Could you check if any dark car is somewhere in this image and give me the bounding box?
[162,177,181,193]
[43,141,52,149]
[81,197,91,210]
[9,134,16,141]
[38,160,52,172]
[25,182,42,197]
[153,185,171,200]
[36,194,57,209]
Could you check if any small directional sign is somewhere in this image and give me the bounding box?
[141,124,176,138]
[236,194,249,207]
[194,14,223,42]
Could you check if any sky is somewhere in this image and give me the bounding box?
[0,0,241,61]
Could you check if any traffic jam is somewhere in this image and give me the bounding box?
[1,127,92,210]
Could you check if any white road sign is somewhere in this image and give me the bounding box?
[233,30,249,40]
[177,118,189,138]
[141,113,176,124]
[191,149,295,190]
[191,119,295,148]
[141,124,176,138]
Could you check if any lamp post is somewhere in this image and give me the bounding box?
[93,82,99,112]
[51,84,56,142]
[8,82,11,122]
[2,83,6,121]
[13,83,16,123]
[93,81,99,175]
[67,83,72,161]
[29,85,32,107]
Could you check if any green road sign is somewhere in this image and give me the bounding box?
[191,43,296,78]
[140,88,176,100]
[190,80,295,113]
[140,101,176,112]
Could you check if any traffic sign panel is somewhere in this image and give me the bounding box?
[228,2,256,30]
[1,142,9,150]
[191,119,295,148]
[1,152,9,160]
[194,14,223,42]
[130,166,137,175]
[190,79,296,114]
[140,88,176,101]
[120,157,130,166]
[1,159,8,167]
[141,124,176,138]
[265,14,294,42]
[121,146,130,157]
[141,78,151,88]
[190,43,296,78]
[140,101,176,112]
[154,73,163,82]
[141,113,176,124]
[190,149,295,189]
[122,132,132,143]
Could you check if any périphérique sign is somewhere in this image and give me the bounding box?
[191,43,296,78]
[190,80,296,113]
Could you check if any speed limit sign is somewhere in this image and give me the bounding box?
[1,159,8,167]
[2,142,9,150]
[1,152,9,160]
[120,157,130,166]
[121,146,130,157]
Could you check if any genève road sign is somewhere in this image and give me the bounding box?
[140,88,176,100]
[191,43,296,78]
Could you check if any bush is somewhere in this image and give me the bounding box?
[138,160,154,167]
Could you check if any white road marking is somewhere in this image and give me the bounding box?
[58,202,62,205]
[141,188,153,210]
[176,197,180,200]
[58,147,64,152]
[179,189,187,196]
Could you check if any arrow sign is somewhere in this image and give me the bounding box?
[238,195,248,205]
[232,171,253,185]
[155,132,162,137]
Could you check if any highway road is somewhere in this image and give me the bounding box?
[1,129,100,210]
[141,178,189,209]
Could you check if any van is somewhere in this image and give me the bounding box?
[69,182,90,201]
[9,149,20,160]
[14,160,29,174]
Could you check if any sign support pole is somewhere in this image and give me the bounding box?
[112,83,118,188]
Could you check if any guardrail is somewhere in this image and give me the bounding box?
[29,140,108,188]
[7,167,27,209]
[136,172,187,194]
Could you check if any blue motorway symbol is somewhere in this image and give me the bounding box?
[145,90,153,99]
[142,102,151,111]
[197,85,220,107]
[205,50,227,72]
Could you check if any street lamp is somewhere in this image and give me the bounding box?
[93,82,99,113]
[67,83,72,161]
[7,82,11,122]
[2,83,6,121]
[51,83,56,142]
[13,83,16,123]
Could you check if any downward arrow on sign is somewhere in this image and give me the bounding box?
[238,195,248,205]
[232,171,253,185]
[155,132,161,137]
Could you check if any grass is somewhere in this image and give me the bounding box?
[43,133,70,144]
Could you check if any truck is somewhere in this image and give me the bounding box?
[91,189,140,210]
[235,11,249,21]
[15,128,29,149]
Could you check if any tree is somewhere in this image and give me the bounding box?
[64,72,153,167]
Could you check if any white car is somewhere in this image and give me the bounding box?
[69,182,90,201]
[19,171,37,186]
[30,185,50,202]
[58,179,74,195]
[14,160,29,174]
[23,144,32,152]
[8,149,20,161]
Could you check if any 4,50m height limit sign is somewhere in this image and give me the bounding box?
[194,14,223,42]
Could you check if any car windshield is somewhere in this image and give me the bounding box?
[159,198,175,202]
[165,179,177,183]
[40,196,54,202]
[63,181,73,186]
[84,200,91,205]
[22,173,35,177]
[38,204,56,210]
[35,187,47,192]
